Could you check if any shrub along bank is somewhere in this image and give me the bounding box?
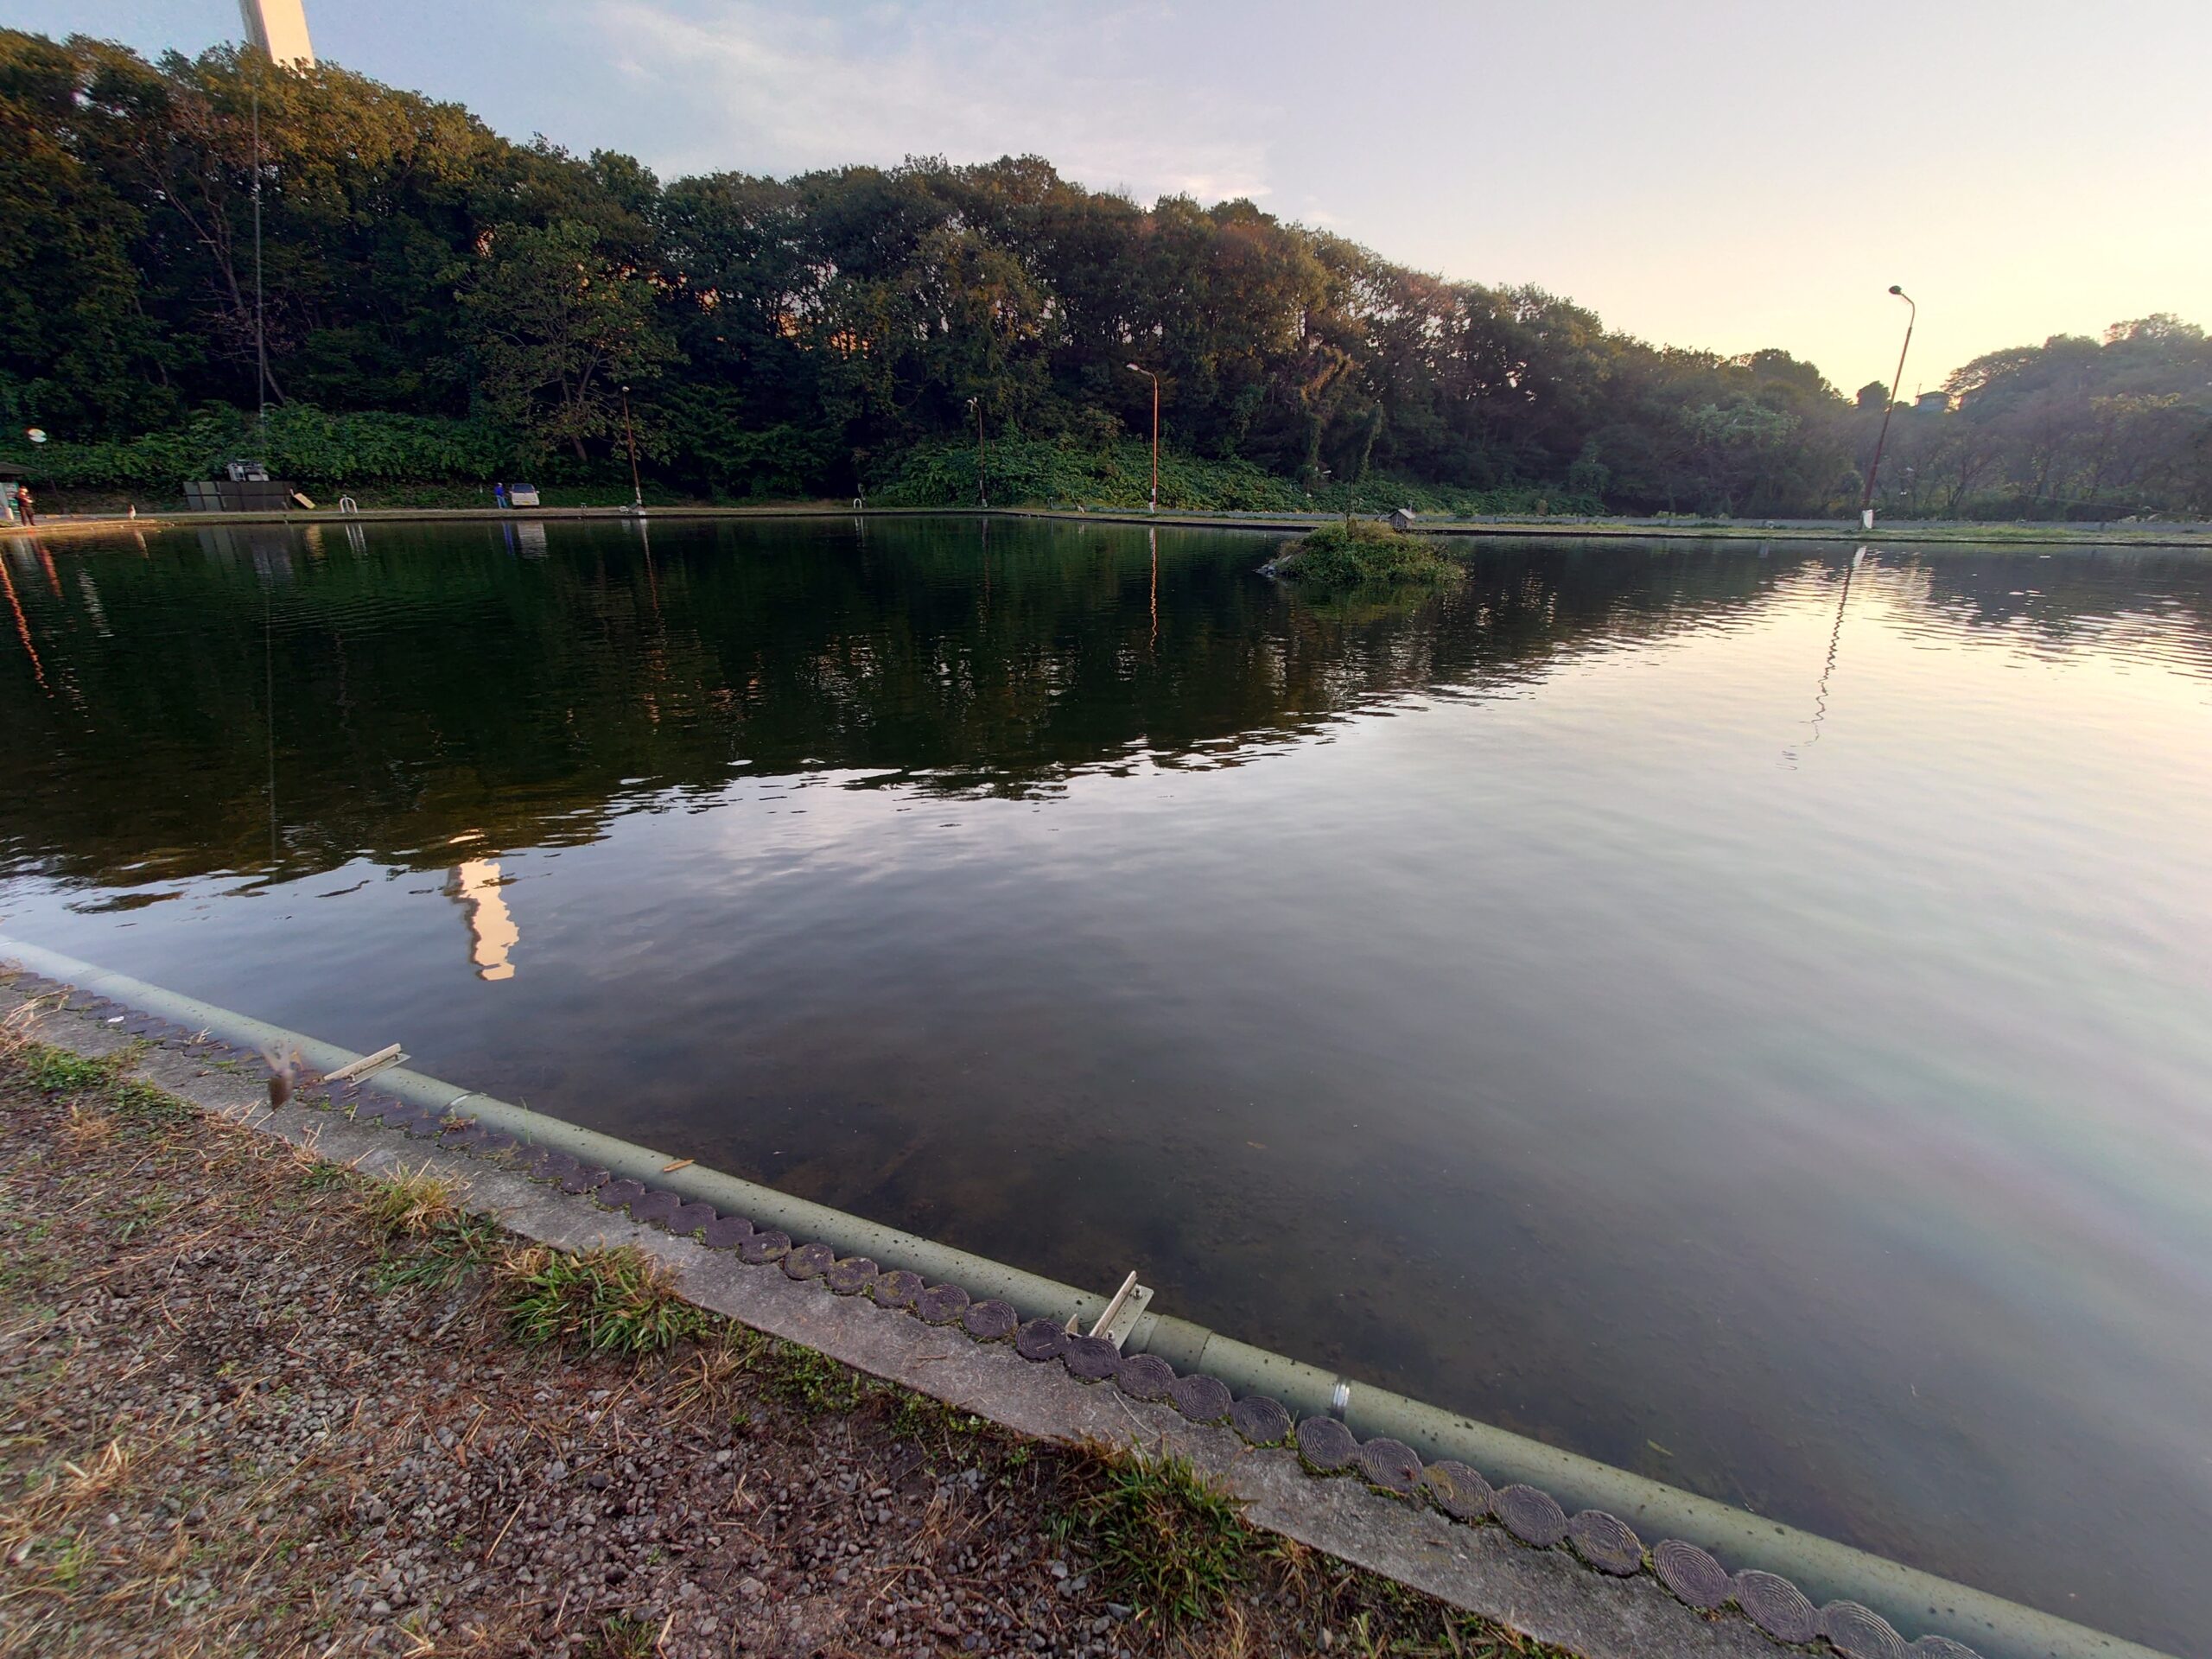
[1,412,1605,516]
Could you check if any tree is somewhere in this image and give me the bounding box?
[459,219,676,461]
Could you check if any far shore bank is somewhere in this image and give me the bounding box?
[6,503,2210,550]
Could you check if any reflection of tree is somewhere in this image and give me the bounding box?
[6,522,2202,891]
[1895,550,2212,652]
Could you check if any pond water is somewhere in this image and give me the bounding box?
[3,518,2209,1651]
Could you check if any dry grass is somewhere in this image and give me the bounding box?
[361,1158,461,1237]
[55,1101,113,1155]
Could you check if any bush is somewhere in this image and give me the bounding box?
[869,436,1600,516]
[0,404,525,494]
[1265,519,1462,589]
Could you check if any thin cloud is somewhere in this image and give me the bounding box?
[591,0,1273,203]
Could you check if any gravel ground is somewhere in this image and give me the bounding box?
[0,1023,1565,1659]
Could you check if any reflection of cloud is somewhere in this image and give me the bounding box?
[448,858,519,981]
[591,1,1272,203]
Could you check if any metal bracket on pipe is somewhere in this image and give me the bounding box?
[1066,1269,1154,1351]
[324,1042,406,1082]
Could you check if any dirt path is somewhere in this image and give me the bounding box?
[0,1028,1561,1659]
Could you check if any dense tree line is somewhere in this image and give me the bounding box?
[2,32,2205,517]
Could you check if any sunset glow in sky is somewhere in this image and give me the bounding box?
[22,0,2210,393]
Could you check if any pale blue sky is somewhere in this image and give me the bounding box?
[13,0,2209,393]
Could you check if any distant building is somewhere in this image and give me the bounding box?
[1389,506,1418,531]
[238,0,315,67]
[1914,391,1948,414]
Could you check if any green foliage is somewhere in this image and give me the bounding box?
[501,1244,710,1356]
[870,438,1599,515]
[1270,520,1462,589]
[459,219,678,462]
[19,1046,117,1095]
[872,437,1297,511]
[1058,1447,1254,1626]
[0,404,520,493]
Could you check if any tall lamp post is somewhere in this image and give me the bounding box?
[969,396,988,510]
[1858,285,1915,531]
[1125,363,1159,514]
[619,385,644,513]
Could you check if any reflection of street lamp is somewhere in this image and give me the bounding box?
[1858,286,1915,531]
[968,396,988,509]
[1126,363,1159,514]
[620,385,643,513]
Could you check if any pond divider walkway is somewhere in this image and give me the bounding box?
[7,505,2211,550]
[0,938,2173,1659]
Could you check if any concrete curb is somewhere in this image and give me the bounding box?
[9,506,2211,550]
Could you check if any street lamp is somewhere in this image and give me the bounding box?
[969,396,988,510]
[1858,286,1915,531]
[619,385,644,513]
[1126,363,1159,514]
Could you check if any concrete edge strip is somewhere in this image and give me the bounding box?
[0,951,2175,1659]
[10,508,2210,550]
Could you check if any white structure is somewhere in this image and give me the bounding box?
[239,0,315,67]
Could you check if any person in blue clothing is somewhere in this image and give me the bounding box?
[494,482,509,509]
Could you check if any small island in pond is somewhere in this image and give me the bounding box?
[1261,520,1465,590]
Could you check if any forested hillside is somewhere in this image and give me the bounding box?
[2,32,2206,517]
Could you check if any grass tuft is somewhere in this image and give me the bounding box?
[362,1161,461,1238]
[499,1244,710,1356]
[582,1611,660,1658]
[1058,1445,1254,1627]
[373,1213,505,1293]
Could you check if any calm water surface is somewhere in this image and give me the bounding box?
[3,519,2209,1651]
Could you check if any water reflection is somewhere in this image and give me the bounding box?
[0,518,2041,887]
[0,544,48,695]
[1783,545,1864,767]
[446,857,518,982]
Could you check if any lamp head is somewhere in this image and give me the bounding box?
[1126,362,1147,374]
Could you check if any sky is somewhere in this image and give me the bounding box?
[12,0,2209,394]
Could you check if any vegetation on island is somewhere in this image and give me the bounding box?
[0,29,2207,518]
[1265,519,1464,589]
